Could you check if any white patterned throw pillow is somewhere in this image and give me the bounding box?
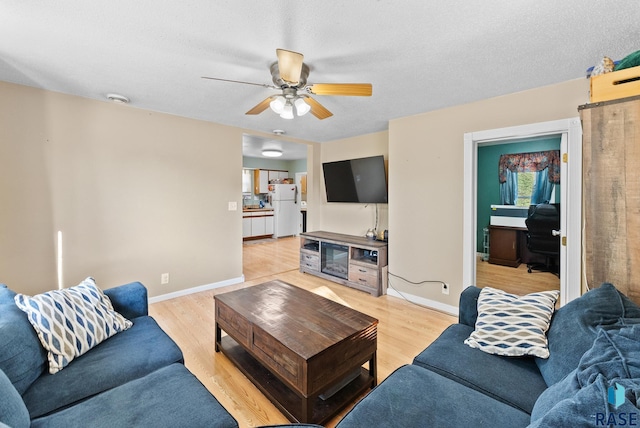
[464,287,559,358]
[14,277,132,374]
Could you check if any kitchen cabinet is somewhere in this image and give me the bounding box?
[251,216,266,236]
[242,217,252,238]
[253,170,269,194]
[242,210,275,240]
[265,215,274,235]
[268,170,289,182]
[580,96,640,303]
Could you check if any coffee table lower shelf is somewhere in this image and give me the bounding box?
[218,336,374,425]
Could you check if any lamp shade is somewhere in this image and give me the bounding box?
[294,97,311,116]
[280,102,294,119]
[270,96,285,114]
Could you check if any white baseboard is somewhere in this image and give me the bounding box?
[148,275,245,304]
[386,287,459,317]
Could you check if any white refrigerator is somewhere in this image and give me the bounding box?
[270,184,298,237]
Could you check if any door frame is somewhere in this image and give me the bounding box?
[463,118,582,305]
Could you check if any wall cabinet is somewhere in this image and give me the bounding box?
[268,170,289,182]
[580,96,640,303]
[253,169,289,193]
[253,170,269,194]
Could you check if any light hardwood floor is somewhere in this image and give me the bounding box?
[476,255,560,296]
[150,238,558,427]
[149,237,456,427]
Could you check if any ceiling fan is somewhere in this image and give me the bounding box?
[202,49,372,120]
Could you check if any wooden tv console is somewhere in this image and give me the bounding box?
[299,231,388,297]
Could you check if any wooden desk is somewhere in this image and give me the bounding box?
[489,226,548,268]
[488,226,522,267]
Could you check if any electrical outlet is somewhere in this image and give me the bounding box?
[228,201,237,211]
[441,283,449,295]
[161,273,169,284]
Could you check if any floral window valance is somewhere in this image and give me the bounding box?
[498,150,561,184]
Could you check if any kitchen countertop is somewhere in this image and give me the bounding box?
[242,207,274,213]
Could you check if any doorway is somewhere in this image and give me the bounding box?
[463,118,583,305]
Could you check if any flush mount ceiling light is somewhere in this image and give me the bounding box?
[106,93,130,104]
[262,149,283,158]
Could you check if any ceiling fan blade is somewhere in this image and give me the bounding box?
[201,76,276,89]
[308,83,372,96]
[276,49,304,85]
[245,97,274,115]
[304,97,333,120]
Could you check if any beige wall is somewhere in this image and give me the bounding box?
[388,78,589,308]
[315,131,389,236]
[1,81,246,297]
[2,77,590,308]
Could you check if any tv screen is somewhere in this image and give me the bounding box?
[322,155,388,203]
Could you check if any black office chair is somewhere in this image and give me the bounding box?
[525,203,560,277]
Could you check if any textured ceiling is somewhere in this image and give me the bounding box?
[1,1,639,146]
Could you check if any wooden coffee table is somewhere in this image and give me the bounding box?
[215,280,378,424]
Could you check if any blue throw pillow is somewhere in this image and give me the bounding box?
[536,283,640,386]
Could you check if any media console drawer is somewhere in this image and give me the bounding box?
[300,252,319,271]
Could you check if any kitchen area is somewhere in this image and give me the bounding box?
[242,134,308,241]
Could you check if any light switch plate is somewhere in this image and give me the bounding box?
[228,201,237,211]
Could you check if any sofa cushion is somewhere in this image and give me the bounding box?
[413,323,547,414]
[0,368,29,428]
[464,287,559,358]
[531,324,640,422]
[529,375,640,428]
[30,363,238,428]
[336,365,531,428]
[14,277,133,374]
[535,283,640,386]
[22,315,183,419]
[0,285,47,395]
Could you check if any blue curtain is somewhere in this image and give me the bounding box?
[500,169,518,205]
[531,168,554,204]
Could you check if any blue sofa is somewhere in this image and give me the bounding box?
[0,282,238,428]
[336,283,640,427]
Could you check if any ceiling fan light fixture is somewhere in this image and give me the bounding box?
[294,97,310,116]
[280,102,294,119]
[262,149,283,158]
[270,96,285,114]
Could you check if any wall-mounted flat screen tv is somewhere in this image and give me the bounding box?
[322,155,388,203]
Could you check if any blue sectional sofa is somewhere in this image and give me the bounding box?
[336,283,640,427]
[0,282,238,428]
